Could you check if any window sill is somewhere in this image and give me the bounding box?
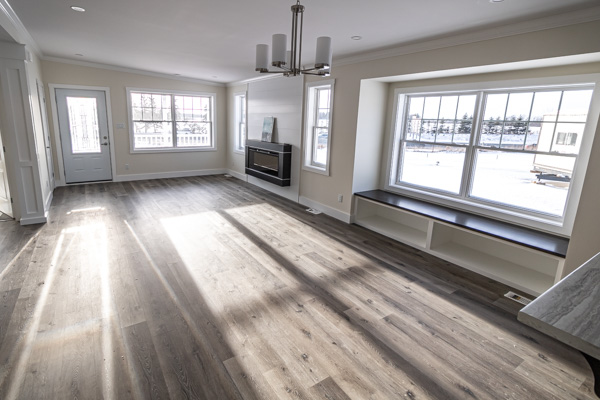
[130,147,217,154]
[302,164,329,176]
[233,149,245,155]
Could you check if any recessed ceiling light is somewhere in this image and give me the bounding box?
[71,6,86,12]
[173,73,180,76]
[489,0,504,3]
[75,53,83,56]
[351,36,362,41]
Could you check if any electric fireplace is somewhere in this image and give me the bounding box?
[245,140,291,186]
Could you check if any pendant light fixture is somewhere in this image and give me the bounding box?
[255,0,332,77]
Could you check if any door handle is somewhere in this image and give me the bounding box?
[101,143,109,146]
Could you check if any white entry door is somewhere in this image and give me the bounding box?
[56,89,112,184]
[0,127,12,217]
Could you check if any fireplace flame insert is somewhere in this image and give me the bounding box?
[245,140,291,186]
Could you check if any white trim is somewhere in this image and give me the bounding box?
[384,73,600,237]
[44,188,53,213]
[20,215,47,225]
[233,91,247,154]
[334,6,600,68]
[126,87,217,153]
[299,196,352,224]
[42,56,224,87]
[226,169,247,181]
[114,169,227,182]
[303,79,335,176]
[0,0,42,56]
[227,73,286,87]
[48,84,117,186]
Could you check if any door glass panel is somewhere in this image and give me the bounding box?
[66,97,101,153]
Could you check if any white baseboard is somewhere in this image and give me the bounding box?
[226,169,247,181]
[113,169,228,182]
[299,196,352,224]
[20,215,47,225]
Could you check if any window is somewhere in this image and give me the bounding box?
[234,93,246,153]
[128,89,216,152]
[303,79,334,175]
[391,84,595,226]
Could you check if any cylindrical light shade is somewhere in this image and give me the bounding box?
[255,44,269,70]
[272,34,287,64]
[315,36,332,68]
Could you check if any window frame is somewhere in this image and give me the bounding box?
[385,75,600,236]
[233,92,247,154]
[126,87,217,153]
[303,79,335,175]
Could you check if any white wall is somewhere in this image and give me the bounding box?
[353,80,388,194]
[247,76,303,202]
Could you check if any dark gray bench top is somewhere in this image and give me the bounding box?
[518,251,600,360]
[354,190,569,257]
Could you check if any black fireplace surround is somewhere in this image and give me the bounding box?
[245,140,291,187]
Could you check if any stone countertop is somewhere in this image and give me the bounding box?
[518,251,600,360]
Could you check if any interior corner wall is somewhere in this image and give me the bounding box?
[563,110,600,277]
[352,80,388,194]
[247,76,303,203]
[40,60,228,183]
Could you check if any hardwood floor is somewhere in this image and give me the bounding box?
[0,175,595,399]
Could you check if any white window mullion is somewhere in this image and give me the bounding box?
[461,91,485,198]
[171,96,177,148]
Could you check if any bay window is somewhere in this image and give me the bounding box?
[391,83,596,228]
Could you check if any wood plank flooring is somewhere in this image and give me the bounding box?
[0,175,595,399]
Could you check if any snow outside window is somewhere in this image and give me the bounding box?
[303,80,335,175]
[394,87,594,220]
[128,89,216,152]
[234,93,246,153]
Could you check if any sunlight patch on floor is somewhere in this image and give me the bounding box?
[3,231,66,400]
[0,230,41,281]
[66,206,106,215]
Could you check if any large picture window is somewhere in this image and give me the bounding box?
[392,85,595,223]
[128,89,216,152]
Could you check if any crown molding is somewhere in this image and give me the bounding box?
[42,56,225,87]
[226,73,292,87]
[334,5,600,68]
[0,0,41,56]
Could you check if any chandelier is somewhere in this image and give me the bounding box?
[254,0,332,77]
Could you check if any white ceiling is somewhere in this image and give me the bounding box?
[6,0,600,84]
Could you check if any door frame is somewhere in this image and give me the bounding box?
[37,79,55,191]
[49,84,117,186]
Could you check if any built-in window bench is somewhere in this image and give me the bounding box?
[353,190,569,297]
